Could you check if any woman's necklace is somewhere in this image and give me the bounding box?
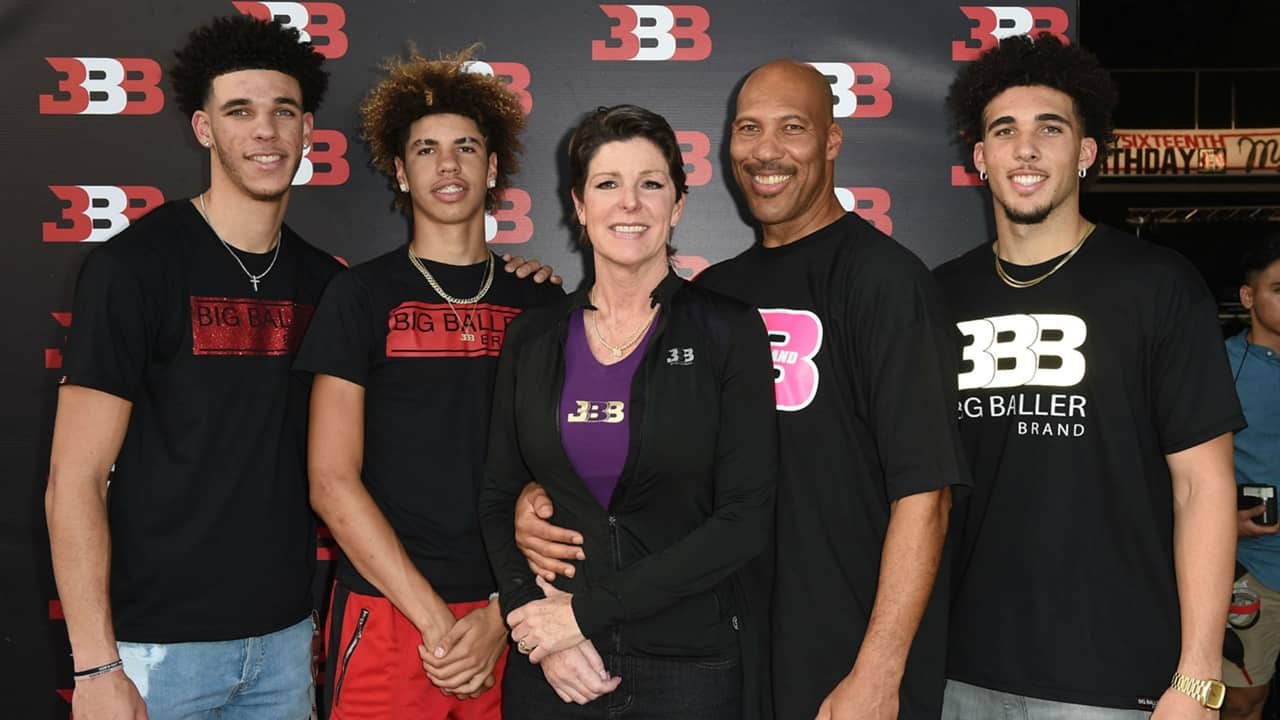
[589,290,658,359]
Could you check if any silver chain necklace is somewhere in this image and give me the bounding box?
[407,247,495,342]
[196,193,281,292]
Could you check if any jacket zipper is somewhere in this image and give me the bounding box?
[608,514,623,655]
[332,608,369,708]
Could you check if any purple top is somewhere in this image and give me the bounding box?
[560,306,657,509]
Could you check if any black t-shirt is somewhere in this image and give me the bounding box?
[934,224,1245,710]
[61,200,342,643]
[698,213,968,720]
[294,246,563,603]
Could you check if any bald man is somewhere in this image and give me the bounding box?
[514,61,966,719]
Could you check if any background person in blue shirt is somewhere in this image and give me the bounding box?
[1223,235,1280,720]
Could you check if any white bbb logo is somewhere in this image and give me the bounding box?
[957,313,1086,390]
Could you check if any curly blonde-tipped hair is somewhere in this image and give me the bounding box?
[360,47,525,214]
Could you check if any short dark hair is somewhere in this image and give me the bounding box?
[1242,234,1280,284]
[360,48,525,215]
[170,15,328,117]
[567,104,688,204]
[566,105,687,255]
[946,33,1117,179]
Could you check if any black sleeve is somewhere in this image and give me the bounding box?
[570,304,778,635]
[293,270,375,386]
[478,313,544,615]
[61,248,153,401]
[1150,257,1245,453]
[851,253,969,500]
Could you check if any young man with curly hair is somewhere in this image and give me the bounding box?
[294,51,561,720]
[937,33,1243,719]
[46,14,338,720]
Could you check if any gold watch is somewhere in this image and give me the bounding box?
[1170,671,1226,710]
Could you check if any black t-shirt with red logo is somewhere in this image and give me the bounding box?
[61,200,343,643]
[294,245,562,603]
[934,224,1245,710]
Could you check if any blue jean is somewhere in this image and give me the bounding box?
[502,649,740,720]
[117,615,314,720]
[942,680,1152,720]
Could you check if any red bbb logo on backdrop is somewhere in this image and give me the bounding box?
[676,131,712,186]
[292,129,349,186]
[39,58,163,115]
[951,6,1070,61]
[486,189,533,244]
[951,163,985,187]
[592,5,711,61]
[46,313,72,369]
[43,186,164,243]
[808,62,893,119]
[231,2,348,58]
[834,187,893,234]
[463,61,534,114]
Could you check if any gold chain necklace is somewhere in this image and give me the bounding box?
[589,291,658,359]
[407,247,494,342]
[993,223,1095,289]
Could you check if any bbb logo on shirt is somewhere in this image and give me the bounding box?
[957,313,1086,390]
[666,348,694,366]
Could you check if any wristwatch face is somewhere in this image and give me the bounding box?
[1205,681,1226,710]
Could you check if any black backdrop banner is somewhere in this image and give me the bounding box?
[0,1,1074,715]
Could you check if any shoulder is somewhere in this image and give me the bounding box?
[1089,225,1210,299]
[835,215,934,279]
[79,201,198,287]
[505,292,573,347]
[674,280,758,320]
[1225,331,1247,358]
[830,220,949,312]
[669,281,767,353]
[696,246,759,297]
[1088,224,1180,269]
[933,242,990,284]
[94,200,196,262]
[283,228,345,276]
[339,246,405,285]
[489,257,569,308]
[315,249,400,303]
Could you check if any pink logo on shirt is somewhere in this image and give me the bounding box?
[758,309,823,412]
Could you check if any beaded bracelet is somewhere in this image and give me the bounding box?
[73,659,123,681]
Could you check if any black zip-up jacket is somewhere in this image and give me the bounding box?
[480,270,777,715]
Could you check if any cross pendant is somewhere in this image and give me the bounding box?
[250,277,260,292]
[461,332,476,342]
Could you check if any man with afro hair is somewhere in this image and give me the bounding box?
[936,33,1242,719]
[46,14,339,720]
[294,50,561,719]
